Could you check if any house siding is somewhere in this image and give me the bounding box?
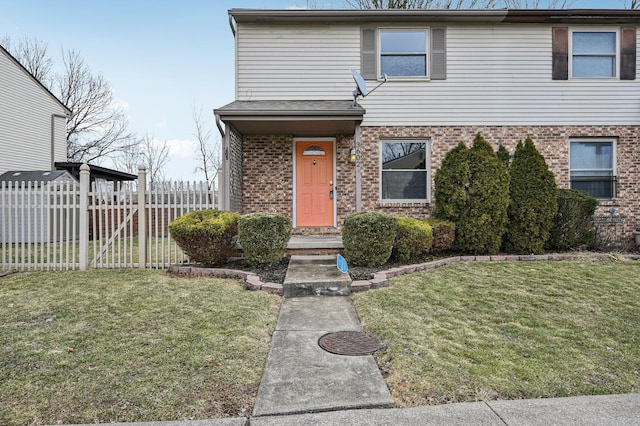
[235,22,640,126]
[0,49,69,174]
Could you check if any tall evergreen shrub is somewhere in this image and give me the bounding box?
[434,141,470,223]
[503,137,558,254]
[435,133,509,254]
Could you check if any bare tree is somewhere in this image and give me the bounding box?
[54,49,134,163]
[192,106,221,197]
[343,0,576,7]
[626,0,640,9]
[1,35,53,83]
[343,0,492,8]
[112,134,169,183]
[140,135,169,183]
[2,36,135,164]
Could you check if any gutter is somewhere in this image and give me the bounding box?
[215,111,225,139]
[229,8,640,25]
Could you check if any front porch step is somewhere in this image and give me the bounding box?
[283,255,352,298]
[286,235,344,256]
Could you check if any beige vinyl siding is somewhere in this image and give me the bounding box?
[236,23,640,126]
[0,50,69,174]
[236,24,361,100]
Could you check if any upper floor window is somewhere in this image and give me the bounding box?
[381,141,429,201]
[380,29,428,77]
[571,31,617,78]
[552,27,635,81]
[570,139,616,199]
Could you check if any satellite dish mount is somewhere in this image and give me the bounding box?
[351,69,387,107]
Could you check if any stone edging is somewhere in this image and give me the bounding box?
[168,253,640,296]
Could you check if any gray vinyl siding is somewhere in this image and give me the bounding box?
[236,23,360,100]
[235,22,640,126]
[0,50,69,174]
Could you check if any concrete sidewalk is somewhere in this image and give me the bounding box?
[252,297,394,417]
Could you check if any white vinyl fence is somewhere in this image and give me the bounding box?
[1,164,216,271]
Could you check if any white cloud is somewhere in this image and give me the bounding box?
[164,138,198,160]
[154,120,167,129]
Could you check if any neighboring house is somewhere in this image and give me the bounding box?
[0,44,71,175]
[215,9,640,244]
[0,170,78,243]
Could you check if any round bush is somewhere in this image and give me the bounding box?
[168,209,240,265]
[342,212,397,267]
[424,218,456,253]
[548,189,597,250]
[238,213,292,267]
[392,217,433,263]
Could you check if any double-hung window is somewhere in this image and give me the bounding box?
[380,29,428,77]
[571,30,617,78]
[381,141,428,201]
[570,139,616,199]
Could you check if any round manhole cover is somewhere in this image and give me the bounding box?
[318,331,384,356]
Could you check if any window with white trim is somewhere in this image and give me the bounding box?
[380,29,428,77]
[571,30,617,78]
[381,141,428,200]
[570,139,616,199]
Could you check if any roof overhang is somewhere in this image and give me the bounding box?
[229,9,640,25]
[55,162,137,182]
[214,100,365,136]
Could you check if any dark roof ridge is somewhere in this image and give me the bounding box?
[229,8,640,25]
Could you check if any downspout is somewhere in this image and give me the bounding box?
[51,113,68,169]
[355,123,362,212]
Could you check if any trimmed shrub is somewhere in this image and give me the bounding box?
[548,189,598,250]
[503,137,559,254]
[434,141,470,222]
[496,144,511,168]
[424,218,456,253]
[238,213,292,267]
[168,209,240,265]
[436,133,509,254]
[392,217,433,263]
[460,134,510,254]
[342,212,397,267]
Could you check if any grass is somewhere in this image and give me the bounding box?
[2,237,188,270]
[353,260,640,406]
[0,270,281,426]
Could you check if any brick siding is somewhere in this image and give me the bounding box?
[240,125,640,243]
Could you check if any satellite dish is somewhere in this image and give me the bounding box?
[351,69,388,107]
[351,69,368,97]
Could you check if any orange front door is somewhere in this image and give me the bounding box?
[296,141,334,227]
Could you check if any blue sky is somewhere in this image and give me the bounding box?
[0,0,630,180]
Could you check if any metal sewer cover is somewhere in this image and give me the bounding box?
[318,331,384,356]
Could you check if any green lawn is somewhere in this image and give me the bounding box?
[353,260,640,406]
[0,270,281,426]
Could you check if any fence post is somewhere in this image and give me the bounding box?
[79,163,90,270]
[138,165,147,269]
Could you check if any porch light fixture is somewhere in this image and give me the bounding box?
[350,148,356,163]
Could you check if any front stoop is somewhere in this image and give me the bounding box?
[283,255,351,297]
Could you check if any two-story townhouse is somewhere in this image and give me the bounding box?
[0,44,70,174]
[215,9,640,245]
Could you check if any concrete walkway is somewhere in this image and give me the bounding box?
[252,297,394,417]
